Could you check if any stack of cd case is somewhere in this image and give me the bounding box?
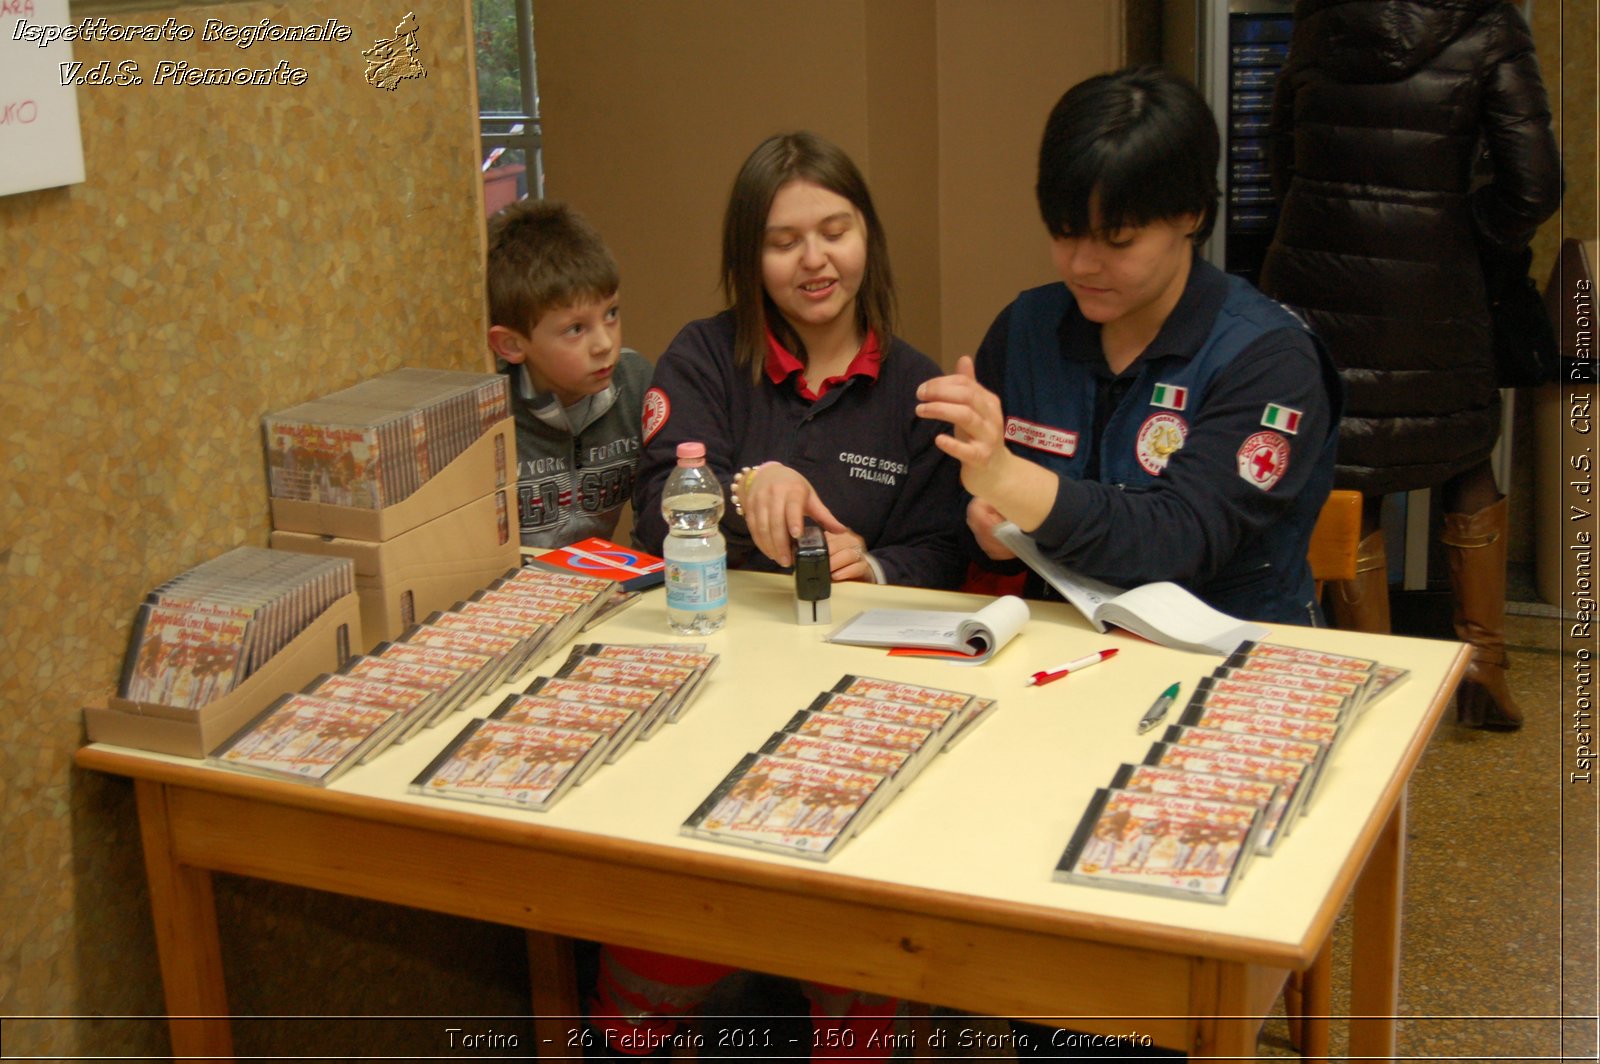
[409,642,721,812]
[119,546,355,711]
[681,675,995,861]
[1053,641,1410,902]
[262,368,511,510]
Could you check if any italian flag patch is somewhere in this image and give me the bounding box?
[1261,403,1302,435]
[1150,382,1188,411]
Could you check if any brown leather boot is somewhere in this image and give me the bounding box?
[1328,530,1392,634]
[1442,497,1523,730]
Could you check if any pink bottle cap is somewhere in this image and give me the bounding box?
[676,442,706,461]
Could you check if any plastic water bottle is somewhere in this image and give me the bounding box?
[661,441,728,634]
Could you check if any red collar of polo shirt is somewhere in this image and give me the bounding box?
[764,328,883,401]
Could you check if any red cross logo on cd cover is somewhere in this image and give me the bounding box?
[1236,431,1290,490]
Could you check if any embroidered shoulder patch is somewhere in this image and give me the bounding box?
[642,388,670,444]
[1004,417,1078,458]
[1135,412,1187,475]
[1150,382,1189,411]
[1237,431,1290,490]
[1260,403,1302,435]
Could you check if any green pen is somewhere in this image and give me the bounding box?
[1137,682,1181,734]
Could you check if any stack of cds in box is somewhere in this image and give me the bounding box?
[262,368,511,510]
[119,546,355,711]
[208,567,620,787]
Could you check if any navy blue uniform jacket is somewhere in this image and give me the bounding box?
[634,312,965,590]
[975,256,1340,625]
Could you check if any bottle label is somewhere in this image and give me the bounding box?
[665,556,728,612]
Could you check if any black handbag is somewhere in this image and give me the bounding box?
[1482,243,1560,387]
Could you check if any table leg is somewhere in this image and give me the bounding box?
[1188,959,1258,1058]
[1297,939,1333,1063]
[527,930,580,1056]
[1284,970,1305,1049]
[1349,790,1406,1060]
[134,780,233,1062]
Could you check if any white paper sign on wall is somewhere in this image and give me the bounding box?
[0,0,87,196]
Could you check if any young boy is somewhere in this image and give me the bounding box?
[487,200,653,548]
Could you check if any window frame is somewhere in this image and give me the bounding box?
[477,0,543,200]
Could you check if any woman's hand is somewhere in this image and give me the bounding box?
[914,355,1013,499]
[916,356,1059,532]
[823,529,873,582]
[740,463,847,567]
[966,497,1017,561]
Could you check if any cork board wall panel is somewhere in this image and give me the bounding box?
[0,1,523,1056]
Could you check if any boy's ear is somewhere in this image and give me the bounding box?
[488,324,529,364]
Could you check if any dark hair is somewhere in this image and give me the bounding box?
[486,199,619,334]
[1036,65,1219,243]
[721,132,896,380]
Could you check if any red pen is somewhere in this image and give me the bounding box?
[1026,648,1119,687]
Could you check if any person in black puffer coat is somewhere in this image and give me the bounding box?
[1259,0,1562,729]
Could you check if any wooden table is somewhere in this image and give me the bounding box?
[78,572,1467,1061]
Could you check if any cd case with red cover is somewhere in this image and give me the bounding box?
[526,537,665,591]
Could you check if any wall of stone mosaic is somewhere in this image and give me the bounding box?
[0,1,529,1056]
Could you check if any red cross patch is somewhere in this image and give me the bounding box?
[642,388,670,444]
[1236,431,1290,490]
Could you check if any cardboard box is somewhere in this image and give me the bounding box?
[85,594,362,759]
[271,489,521,650]
[270,418,515,541]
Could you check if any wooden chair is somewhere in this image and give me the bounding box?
[1308,489,1362,593]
